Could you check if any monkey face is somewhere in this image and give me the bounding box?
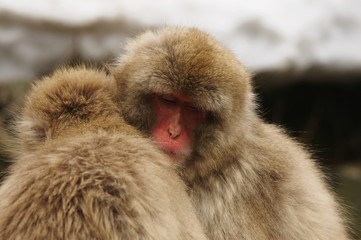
[113,27,254,167]
[150,93,207,162]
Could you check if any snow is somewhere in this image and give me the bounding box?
[0,0,361,82]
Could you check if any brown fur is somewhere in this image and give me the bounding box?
[0,66,207,240]
[112,27,350,240]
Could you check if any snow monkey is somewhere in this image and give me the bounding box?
[0,66,207,240]
[112,27,349,240]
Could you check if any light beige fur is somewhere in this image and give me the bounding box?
[0,66,207,240]
[112,26,350,240]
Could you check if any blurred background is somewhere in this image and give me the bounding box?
[0,0,360,237]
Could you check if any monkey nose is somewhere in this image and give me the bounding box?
[168,127,181,139]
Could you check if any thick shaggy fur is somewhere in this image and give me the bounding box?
[112,27,349,240]
[0,67,207,240]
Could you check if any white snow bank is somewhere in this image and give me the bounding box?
[0,0,361,82]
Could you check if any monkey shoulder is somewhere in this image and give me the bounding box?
[191,121,348,239]
[236,122,348,239]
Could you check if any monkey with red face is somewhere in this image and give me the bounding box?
[0,66,207,240]
[113,27,349,240]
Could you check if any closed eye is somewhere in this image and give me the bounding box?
[186,105,201,112]
[160,95,177,104]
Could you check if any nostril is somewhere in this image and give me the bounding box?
[168,127,181,139]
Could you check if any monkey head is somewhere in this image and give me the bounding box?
[113,27,257,179]
[18,67,121,152]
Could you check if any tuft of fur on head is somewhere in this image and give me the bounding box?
[18,66,120,152]
[114,27,256,115]
[112,26,258,175]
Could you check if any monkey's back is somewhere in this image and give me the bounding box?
[0,130,202,240]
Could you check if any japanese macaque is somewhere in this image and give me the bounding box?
[112,27,349,240]
[0,67,207,240]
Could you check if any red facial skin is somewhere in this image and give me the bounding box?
[151,94,207,163]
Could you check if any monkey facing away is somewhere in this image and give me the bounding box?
[112,27,349,240]
[0,67,207,240]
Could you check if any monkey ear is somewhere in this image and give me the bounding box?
[17,118,49,152]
